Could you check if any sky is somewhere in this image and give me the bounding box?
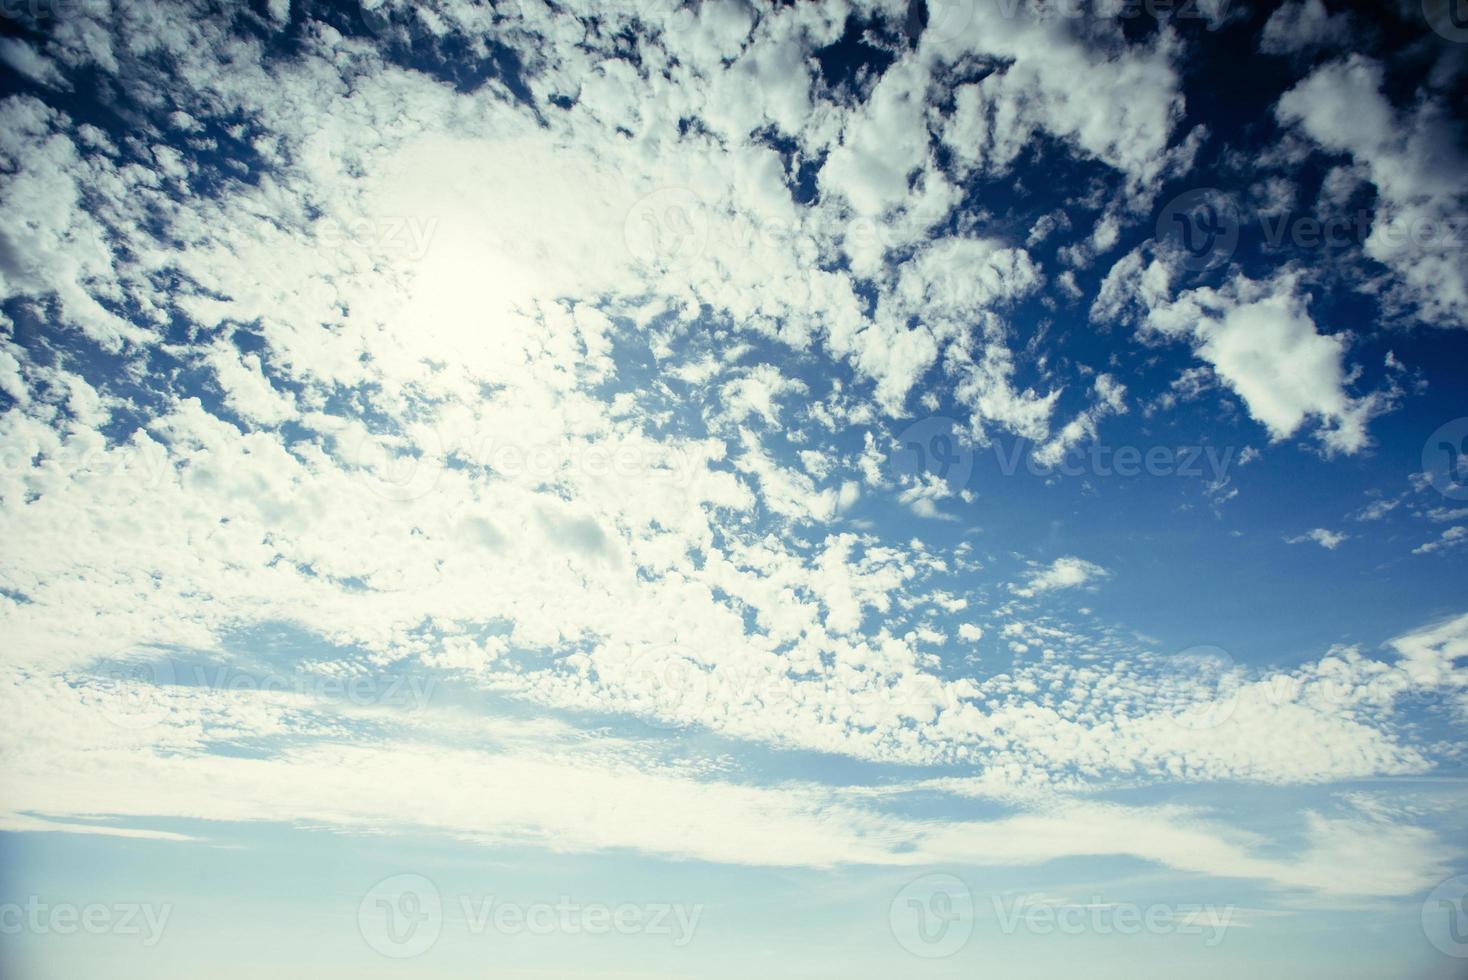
[0,0,1467,976]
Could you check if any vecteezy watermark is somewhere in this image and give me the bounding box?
[0,0,78,19]
[598,643,938,732]
[1259,667,1363,713]
[358,874,704,959]
[990,0,1226,23]
[1155,188,1242,272]
[357,0,439,42]
[73,439,175,492]
[177,664,436,711]
[594,0,673,26]
[1423,873,1468,957]
[341,424,445,502]
[995,439,1238,482]
[360,874,442,959]
[1158,645,1240,730]
[341,424,711,501]
[1256,209,1468,254]
[624,187,710,270]
[517,0,692,35]
[0,898,171,947]
[889,877,1235,957]
[621,644,710,731]
[313,215,438,262]
[1156,190,1467,270]
[92,657,436,730]
[0,436,174,494]
[908,0,1224,39]
[1422,418,1468,501]
[890,874,974,958]
[623,187,820,272]
[92,657,177,731]
[915,0,977,40]
[471,435,704,489]
[891,417,975,495]
[1424,0,1468,43]
[457,895,701,946]
[993,895,1236,946]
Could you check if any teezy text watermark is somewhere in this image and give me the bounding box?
[358,874,703,958]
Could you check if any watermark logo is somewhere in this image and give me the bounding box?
[343,425,445,502]
[458,895,702,945]
[1159,645,1240,730]
[94,658,176,730]
[1261,670,1357,712]
[513,0,587,43]
[918,0,976,40]
[846,217,882,257]
[1425,0,1468,42]
[0,0,79,20]
[358,0,434,42]
[1156,188,1240,272]
[5,437,175,494]
[993,895,1234,945]
[994,439,1236,482]
[96,659,434,730]
[1155,196,1464,267]
[1258,208,1466,253]
[562,0,687,31]
[624,187,710,270]
[889,873,973,958]
[472,435,701,489]
[892,417,975,495]
[624,644,709,731]
[598,647,925,732]
[0,898,171,946]
[313,215,438,263]
[1423,873,1468,957]
[1423,419,1468,501]
[990,0,1226,26]
[359,874,443,959]
[180,664,436,711]
[357,876,703,957]
[76,440,175,492]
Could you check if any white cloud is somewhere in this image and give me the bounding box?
[0,665,1454,898]
[717,364,807,428]
[1276,56,1468,327]
[1259,0,1352,56]
[1414,525,1467,555]
[1099,264,1381,454]
[1011,557,1109,597]
[1287,528,1348,550]
[0,0,1464,917]
[1033,373,1128,468]
[1352,497,1400,522]
[0,38,71,90]
[931,5,1192,199]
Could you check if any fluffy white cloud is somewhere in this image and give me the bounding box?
[1096,263,1380,453]
[1276,56,1468,327]
[930,3,1192,198]
[1260,0,1352,56]
[0,662,1453,898]
[1011,556,1108,597]
[0,38,71,90]
[0,0,1464,911]
[1287,528,1348,550]
[1414,525,1468,556]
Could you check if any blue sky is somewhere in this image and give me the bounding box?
[1,0,1468,976]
